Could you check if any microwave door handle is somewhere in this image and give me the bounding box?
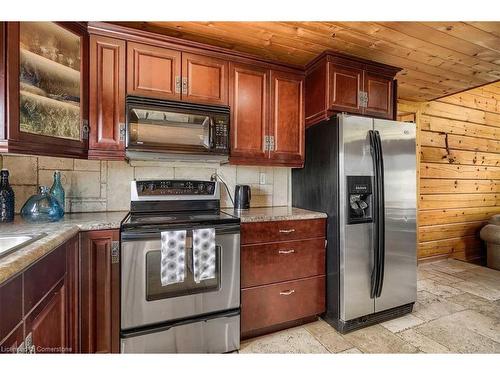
[209,117,215,150]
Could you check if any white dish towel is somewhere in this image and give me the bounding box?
[192,228,216,283]
[160,230,186,286]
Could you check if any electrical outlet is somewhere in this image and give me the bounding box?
[259,172,266,185]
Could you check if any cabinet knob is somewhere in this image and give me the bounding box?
[278,249,295,254]
[279,289,295,296]
[182,77,188,95]
[279,228,295,234]
[119,123,126,143]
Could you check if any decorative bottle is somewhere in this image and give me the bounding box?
[21,186,64,222]
[0,169,15,223]
[50,171,65,212]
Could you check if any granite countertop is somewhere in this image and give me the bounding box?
[225,206,327,223]
[0,211,128,285]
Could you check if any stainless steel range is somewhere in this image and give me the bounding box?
[120,179,240,353]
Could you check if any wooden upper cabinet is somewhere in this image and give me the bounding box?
[229,63,268,162]
[305,51,400,127]
[88,35,126,159]
[328,63,362,114]
[182,52,228,105]
[2,22,89,159]
[127,42,181,100]
[80,230,120,354]
[270,70,304,166]
[363,71,393,119]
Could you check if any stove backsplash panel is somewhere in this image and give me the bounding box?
[0,154,291,213]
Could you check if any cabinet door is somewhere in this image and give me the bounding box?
[0,324,24,354]
[269,70,305,166]
[182,52,228,105]
[24,279,67,354]
[229,63,268,162]
[127,42,181,100]
[88,35,126,159]
[328,63,362,114]
[80,230,120,354]
[363,72,393,119]
[0,275,22,347]
[4,22,89,158]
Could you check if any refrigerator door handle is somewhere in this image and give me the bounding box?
[368,130,379,299]
[375,130,386,298]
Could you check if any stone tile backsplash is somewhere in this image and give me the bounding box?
[0,154,291,213]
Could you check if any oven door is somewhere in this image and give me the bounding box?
[120,223,240,330]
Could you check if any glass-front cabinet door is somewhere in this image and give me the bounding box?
[4,22,88,158]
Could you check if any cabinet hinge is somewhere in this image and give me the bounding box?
[25,332,35,354]
[175,76,181,94]
[119,123,126,143]
[111,241,120,264]
[269,135,275,152]
[264,136,269,151]
[358,91,368,108]
[82,120,89,140]
[182,77,188,95]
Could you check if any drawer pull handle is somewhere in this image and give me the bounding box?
[278,249,295,254]
[279,229,295,234]
[279,289,295,296]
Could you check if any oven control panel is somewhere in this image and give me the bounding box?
[135,180,217,197]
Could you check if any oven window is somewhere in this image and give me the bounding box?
[145,245,221,301]
[128,108,210,149]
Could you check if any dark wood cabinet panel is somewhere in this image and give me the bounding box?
[127,42,181,100]
[241,238,326,288]
[66,235,80,353]
[305,60,328,127]
[241,218,326,245]
[0,324,23,354]
[229,63,268,162]
[24,244,66,314]
[0,275,22,344]
[329,63,363,114]
[241,275,325,337]
[25,279,67,354]
[364,72,394,119]
[182,52,228,105]
[88,35,126,160]
[270,70,304,166]
[80,230,120,354]
[305,51,400,126]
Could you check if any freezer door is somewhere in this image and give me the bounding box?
[339,115,376,321]
[373,119,417,312]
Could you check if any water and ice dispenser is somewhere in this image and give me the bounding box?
[347,176,373,224]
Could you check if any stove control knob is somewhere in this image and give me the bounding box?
[148,183,155,191]
[186,182,193,189]
[199,183,205,192]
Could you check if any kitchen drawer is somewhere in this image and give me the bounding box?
[0,275,22,343]
[241,238,325,288]
[241,275,325,335]
[241,219,325,245]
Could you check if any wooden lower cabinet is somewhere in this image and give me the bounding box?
[80,230,120,353]
[240,218,326,339]
[24,279,68,354]
[0,237,78,354]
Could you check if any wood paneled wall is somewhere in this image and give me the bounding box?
[400,82,500,263]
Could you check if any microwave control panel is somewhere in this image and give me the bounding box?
[214,116,229,151]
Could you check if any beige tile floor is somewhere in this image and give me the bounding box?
[239,259,500,354]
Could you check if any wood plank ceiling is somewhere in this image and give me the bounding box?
[118,21,500,102]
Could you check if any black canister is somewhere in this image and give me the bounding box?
[234,184,251,210]
[0,169,15,222]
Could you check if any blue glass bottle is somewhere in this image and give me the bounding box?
[50,171,65,212]
[21,186,64,222]
[0,169,15,223]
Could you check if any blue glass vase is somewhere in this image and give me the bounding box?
[50,171,65,212]
[21,186,64,222]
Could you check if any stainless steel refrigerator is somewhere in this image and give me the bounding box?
[292,114,417,333]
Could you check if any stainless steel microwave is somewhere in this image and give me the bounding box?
[125,96,230,162]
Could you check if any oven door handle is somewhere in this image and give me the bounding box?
[121,224,241,241]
